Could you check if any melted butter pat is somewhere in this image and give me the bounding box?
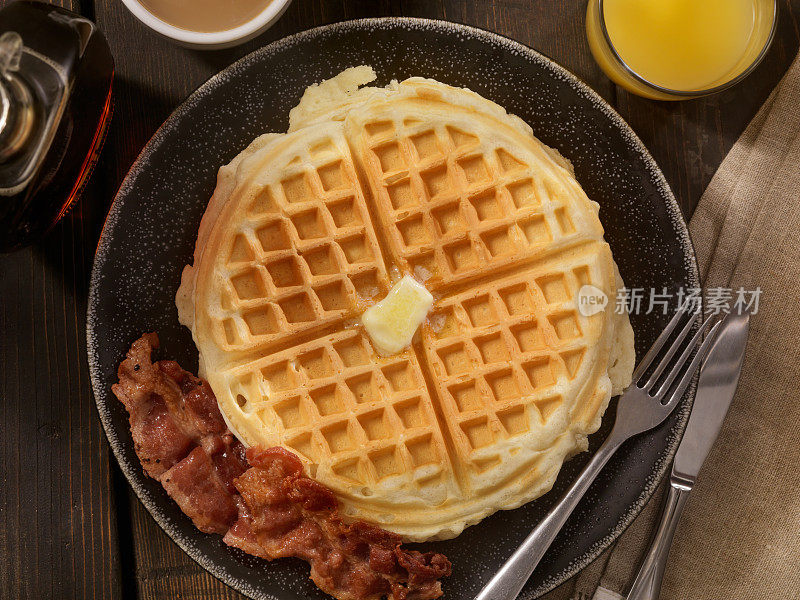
[362,276,433,355]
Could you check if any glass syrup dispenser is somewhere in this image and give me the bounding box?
[0,1,113,252]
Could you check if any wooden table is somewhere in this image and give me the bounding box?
[1,1,798,598]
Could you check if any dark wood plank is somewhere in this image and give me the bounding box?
[0,0,124,597]
[0,220,122,600]
[127,499,244,600]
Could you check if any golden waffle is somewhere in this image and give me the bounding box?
[177,121,391,373]
[177,68,635,541]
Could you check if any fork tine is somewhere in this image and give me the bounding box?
[632,306,696,382]
[643,309,701,389]
[663,316,727,406]
[655,314,724,402]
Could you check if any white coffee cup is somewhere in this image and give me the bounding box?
[119,0,293,49]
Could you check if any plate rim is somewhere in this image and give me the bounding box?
[87,15,700,600]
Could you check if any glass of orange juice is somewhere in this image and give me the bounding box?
[586,0,777,100]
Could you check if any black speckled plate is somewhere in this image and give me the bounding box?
[87,18,699,600]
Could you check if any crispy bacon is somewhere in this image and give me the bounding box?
[112,334,451,600]
[225,446,450,600]
[112,333,247,533]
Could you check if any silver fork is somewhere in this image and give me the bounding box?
[474,307,726,600]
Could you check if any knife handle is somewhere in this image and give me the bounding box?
[626,479,692,600]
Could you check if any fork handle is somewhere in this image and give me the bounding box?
[474,430,625,600]
[626,480,692,600]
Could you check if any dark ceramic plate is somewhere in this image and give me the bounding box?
[87,18,698,600]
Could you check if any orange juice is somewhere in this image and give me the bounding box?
[586,0,777,99]
[605,0,754,91]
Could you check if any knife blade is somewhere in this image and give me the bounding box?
[671,309,750,486]
[625,310,751,600]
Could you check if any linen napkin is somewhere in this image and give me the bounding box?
[543,49,800,600]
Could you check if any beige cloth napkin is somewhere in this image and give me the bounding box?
[543,50,800,600]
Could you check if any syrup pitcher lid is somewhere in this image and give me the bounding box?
[0,31,39,193]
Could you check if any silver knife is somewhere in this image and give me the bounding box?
[626,309,751,600]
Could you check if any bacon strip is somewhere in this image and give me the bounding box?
[112,334,451,600]
[225,446,451,600]
[112,333,247,533]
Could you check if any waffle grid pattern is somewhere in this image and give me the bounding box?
[199,107,613,525]
[214,135,390,350]
[362,118,582,289]
[227,328,449,489]
[423,266,592,469]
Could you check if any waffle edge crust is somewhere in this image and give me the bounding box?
[176,67,635,542]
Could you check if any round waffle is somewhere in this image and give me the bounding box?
[177,67,635,542]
